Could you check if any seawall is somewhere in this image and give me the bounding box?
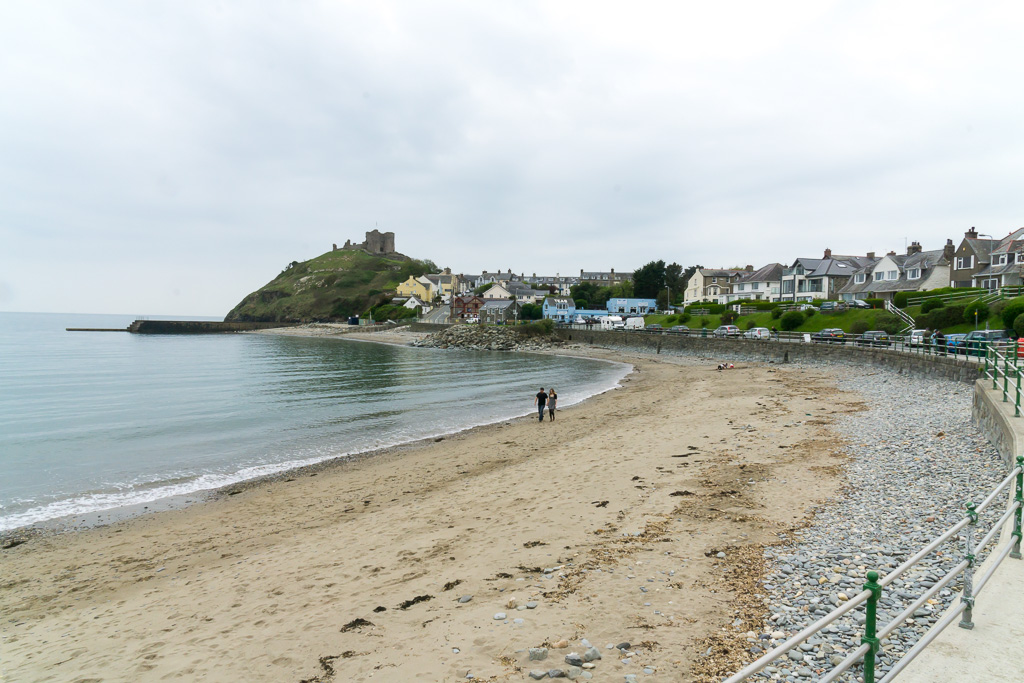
[555,329,983,383]
[128,320,301,334]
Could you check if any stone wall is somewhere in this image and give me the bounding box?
[129,321,299,334]
[553,330,984,383]
[409,322,454,333]
[972,380,1024,467]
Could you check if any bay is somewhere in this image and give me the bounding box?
[0,312,628,532]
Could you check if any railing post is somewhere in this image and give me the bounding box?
[1013,456,1023,560]
[1004,348,1011,401]
[861,570,881,681]
[959,502,978,630]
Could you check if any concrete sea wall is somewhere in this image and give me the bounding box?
[129,320,300,334]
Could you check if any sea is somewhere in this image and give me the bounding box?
[0,312,630,533]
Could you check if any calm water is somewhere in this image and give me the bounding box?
[0,313,629,532]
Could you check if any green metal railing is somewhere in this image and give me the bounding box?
[984,341,1023,417]
[907,286,1024,309]
[723,458,1024,682]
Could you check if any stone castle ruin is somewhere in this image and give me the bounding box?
[333,229,397,256]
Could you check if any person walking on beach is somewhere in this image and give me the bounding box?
[547,388,557,421]
[534,387,547,423]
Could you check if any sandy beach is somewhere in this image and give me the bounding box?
[0,336,862,682]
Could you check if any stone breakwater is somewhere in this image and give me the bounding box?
[733,367,1006,682]
[412,325,568,351]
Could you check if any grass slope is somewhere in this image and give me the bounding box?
[225,250,434,322]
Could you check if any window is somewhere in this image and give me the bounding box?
[908,268,920,279]
[888,270,898,280]
[874,272,884,281]
[752,282,759,290]
[1017,253,1024,264]
[711,277,717,283]
[855,274,866,283]
[738,284,745,291]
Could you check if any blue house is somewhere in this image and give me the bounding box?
[606,298,657,315]
[542,296,576,322]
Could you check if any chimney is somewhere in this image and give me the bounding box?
[823,248,832,259]
[745,264,754,271]
[866,252,875,259]
[966,226,978,239]
[907,241,923,255]
[944,239,955,261]
[887,251,896,256]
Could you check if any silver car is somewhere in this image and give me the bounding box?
[744,327,770,339]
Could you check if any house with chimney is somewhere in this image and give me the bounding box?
[969,227,1024,290]
[950,227,999,288]
[780,250,876,303]
[837,241,955,301]
[725,263,784,302]
[682,267,751,304]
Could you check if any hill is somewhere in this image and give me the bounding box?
[224,249,437,322]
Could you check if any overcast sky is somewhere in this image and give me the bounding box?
[3,1,1024,316]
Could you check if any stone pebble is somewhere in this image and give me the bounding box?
[746,368,1006,681]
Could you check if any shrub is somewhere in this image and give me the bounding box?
[519,318,555,336]
[721,310,738,324]
[872,312,902,335]
[771,308,784,320]
[864,298,883,309]
[920,304,965,330]
[1001,298,1024,330]
[780,310,805,331]
[921,299,945,314]
[679,313,691,324]
[893,292,909,308]
[804,308,816,318]
[1014,314,1024,339]
[964,300,990,324]
[700,317,709,328]
[990,299,1007,320]
[850,320,870,335]
[745,320,757,330]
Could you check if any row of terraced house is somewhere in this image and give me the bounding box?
[683,226,1024,305]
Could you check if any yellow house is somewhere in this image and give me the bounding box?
[396,275,432,300]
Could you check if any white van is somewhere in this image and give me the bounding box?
[623,317,645,330]
[599,316,623,330]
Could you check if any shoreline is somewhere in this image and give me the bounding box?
[0,329,629,544]
[0,346,859,682]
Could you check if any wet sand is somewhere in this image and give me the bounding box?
[0,344,860,682]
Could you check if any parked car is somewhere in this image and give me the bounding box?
[668,325,690,335]
[811,328,846,344]
[818,302,836,312]
[744,327,771,340]
[713,325,742,338]
[964,329,1011,357]
[908,329,929,347]
[623,317,645,330]
[946,333,968,354]
[856,330,891,347]
[850,299,872,309]
[797,303,819,311]
[645,323,663,331]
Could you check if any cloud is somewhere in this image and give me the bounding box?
[2,1,1024,315]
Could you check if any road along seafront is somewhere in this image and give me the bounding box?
[0,342,861,682]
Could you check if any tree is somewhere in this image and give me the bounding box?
[520,303,543,320]
[665,263,684,303]
[633,260,666,299]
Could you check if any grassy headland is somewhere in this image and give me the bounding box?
[224,249,437,323]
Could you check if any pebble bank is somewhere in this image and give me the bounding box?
[736,366,1006,682]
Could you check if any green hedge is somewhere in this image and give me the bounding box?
[1001,298,1024,330]
[921,299,945,314]
[780,310,805,331]
[963,300,990,323]
[864,298,883,309]
[920,304,965,329]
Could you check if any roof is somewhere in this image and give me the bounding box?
[737,263,783,283]
[544,296,574,305]
[480,299,517,310]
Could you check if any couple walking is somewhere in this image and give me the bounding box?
[534,387,557,422]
